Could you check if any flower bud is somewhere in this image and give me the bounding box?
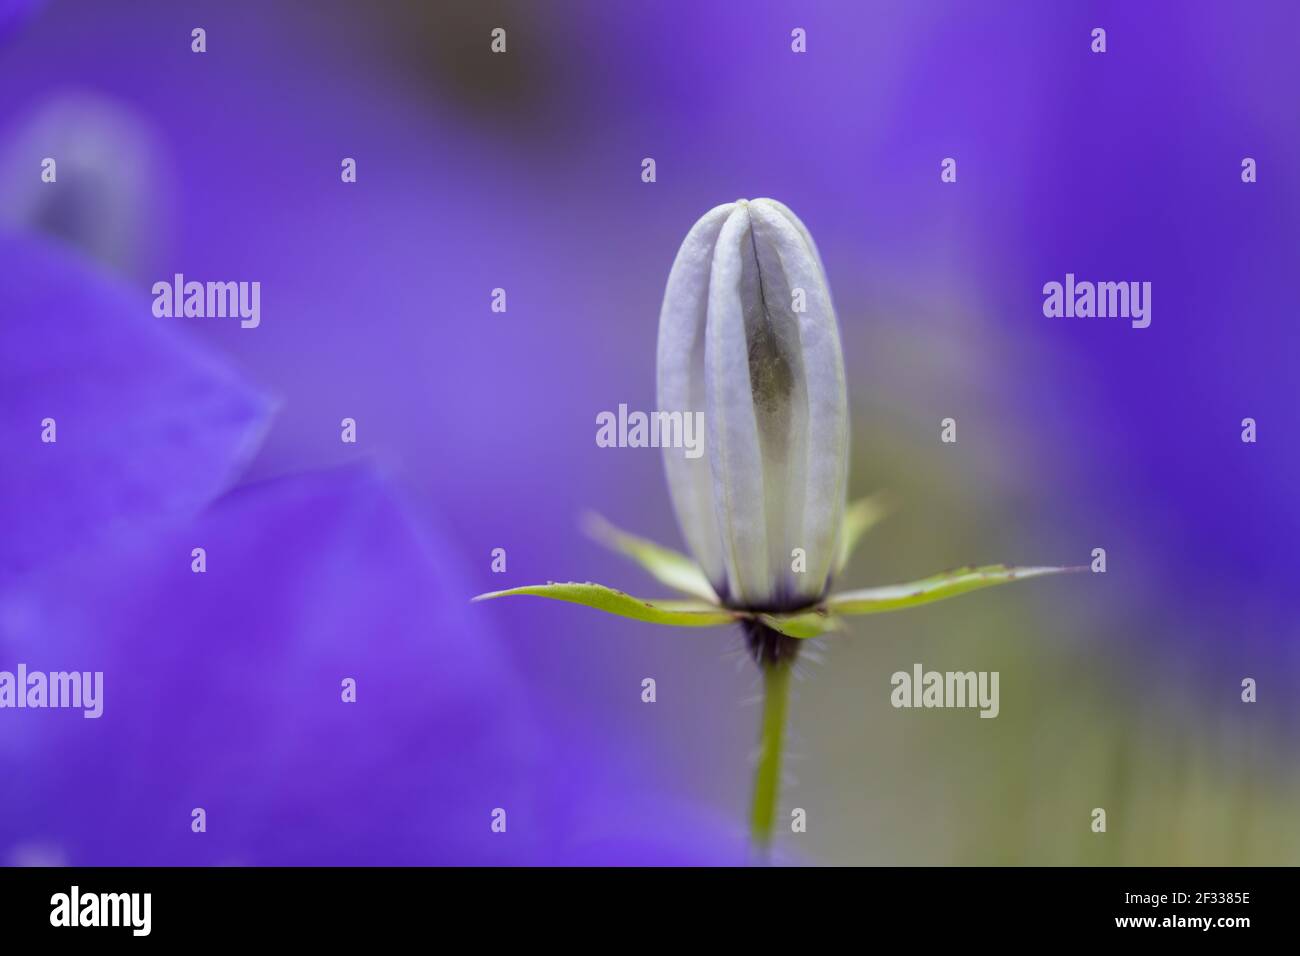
[657,199,849,610]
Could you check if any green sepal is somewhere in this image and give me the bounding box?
[760,609,842,639]
[837,491,894,571]
[582,513,717,602]
[472,581,736,628]
[826,563,1083,616]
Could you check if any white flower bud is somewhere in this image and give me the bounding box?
[657,199,849,610]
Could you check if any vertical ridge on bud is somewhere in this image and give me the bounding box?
[658,198,848,611]
[706,203,774,607]
[750,199,849,601]
[657,202,736,599]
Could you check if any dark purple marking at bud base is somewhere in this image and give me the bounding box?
[742,618,801,667]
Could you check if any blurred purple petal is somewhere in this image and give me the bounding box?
[0,464,744,864]
[0,465,547,864]
[553,786,752,866]
[0,235,272,580]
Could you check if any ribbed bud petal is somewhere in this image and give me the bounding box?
[657,199,849,610]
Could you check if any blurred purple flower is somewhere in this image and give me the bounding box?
[0,94,173,278]
[2,463,548,864]
[0,236,745,865]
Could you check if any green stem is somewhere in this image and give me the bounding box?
[749,659,792,854]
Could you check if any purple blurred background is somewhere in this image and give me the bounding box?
[1,0,1297,864]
